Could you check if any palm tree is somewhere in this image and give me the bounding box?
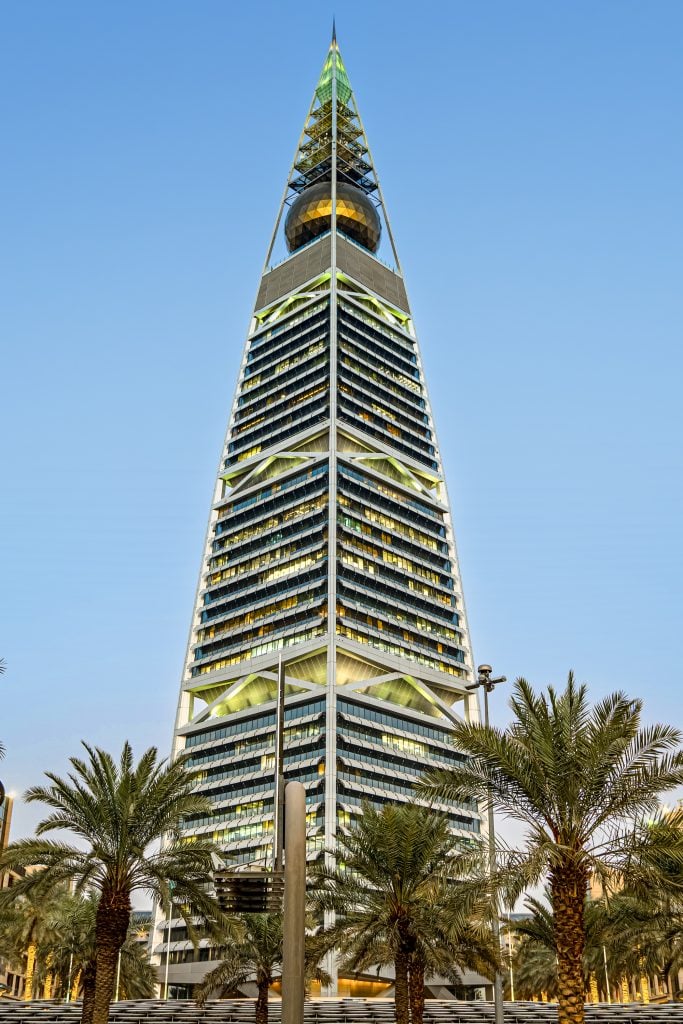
[418,673,683,1024]
[508,900,559,1002]
[37,889,102,1013]
[600,882,683,1001]
[195,914,280,1024]
[508,893,612,1002]
[42,890,156,1004]
[511,878,683,1004]
[0,741,224,1024]
[310,802,497,1024]
[55,890,100,1007]
[195,913,329,1024]
[508,887,683,1003]
[0,885,60,999]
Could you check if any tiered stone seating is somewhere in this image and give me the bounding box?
[1,1000,682,1024]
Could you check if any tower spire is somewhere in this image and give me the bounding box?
[262,35,404,273]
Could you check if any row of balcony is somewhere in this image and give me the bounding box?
[209,508,328,570]
[246,305,329,371]
[183,701,326,752]
[215,464,327,524]
[338,465,445,529]
[200,565,327,623]
[338,309,417,369]
[338,299,417,358]
[337,506,451,571]
[339,366,432,441]
[225,398,329,465]
[238,344,327,414]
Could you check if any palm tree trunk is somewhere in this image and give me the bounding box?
[394,949,410,1024]
[408,957,425,1024]
[82,959,97,1024]
[43,954,55,999]
[551,862,588,1024]
[640,973,650,1004]
[92,893,131,1024]
[668,969,678,1001]
[71,967,83,1002]
[255,978,270,1024]
[23,943,37,1001]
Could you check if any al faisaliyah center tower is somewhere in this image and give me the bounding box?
[156,32,484,998]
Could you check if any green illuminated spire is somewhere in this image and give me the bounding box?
[289,31,372,200]
[315,34,352,105]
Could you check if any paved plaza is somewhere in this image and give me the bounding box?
[1,1002,682,1024]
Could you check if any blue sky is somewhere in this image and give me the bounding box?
[2,1,682,841]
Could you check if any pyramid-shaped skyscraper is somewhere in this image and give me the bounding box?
[171,36,481,885]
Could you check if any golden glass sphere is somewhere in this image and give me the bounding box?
[285,181,381,253]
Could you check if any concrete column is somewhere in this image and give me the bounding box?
[282,781,306,1024]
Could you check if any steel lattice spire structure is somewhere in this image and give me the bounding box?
[162,33,481,996]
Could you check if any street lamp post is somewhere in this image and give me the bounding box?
[602,945,612,1005]
[65,952,74,1004]
[467,664,506,1024]
[115,950,122,1002]
[507,913,515,1002]
[164,897,172,999]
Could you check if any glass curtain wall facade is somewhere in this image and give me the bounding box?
[157,36,480,994]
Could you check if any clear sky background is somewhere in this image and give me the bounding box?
[1,1,682,844]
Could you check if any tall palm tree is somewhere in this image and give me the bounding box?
[310,802,497,1024]
[418,673,683,1024]
[0,741,224,1024]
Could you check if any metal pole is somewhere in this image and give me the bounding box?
[282,782,306,1024]
[483,685,505,1024]
[603,945,612,1005]
[65,952,73,1004]
[115,949,122,1002]
[274,654,286,872]
[508,914,515,1002]
[163,900,172,999]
